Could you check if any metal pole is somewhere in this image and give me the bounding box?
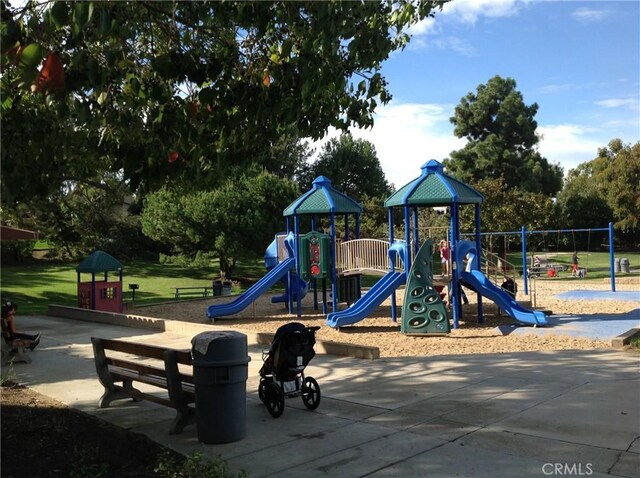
[609,222,616,292]
[475,205,483,324]
[522,226,528,295]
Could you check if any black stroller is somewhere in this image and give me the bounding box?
[258,322,321,418]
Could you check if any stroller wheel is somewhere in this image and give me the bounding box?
[301,376,321,410]
[258,378,268,404]
[265,382,285,418]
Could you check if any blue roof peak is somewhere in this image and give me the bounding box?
[421,160,444,175]
[312,176,333,188]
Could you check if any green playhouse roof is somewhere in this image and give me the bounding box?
[76,250,123,273]
[283,176,362,216]
[384,160,484,207]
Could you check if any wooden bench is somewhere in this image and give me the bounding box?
[174,286,213,300]
[91,337,195,434]
[1,338,32,365]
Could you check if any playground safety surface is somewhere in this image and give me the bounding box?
[8,314,640,478]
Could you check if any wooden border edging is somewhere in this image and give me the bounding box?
[611,328,640,349]
[46,305,380,360]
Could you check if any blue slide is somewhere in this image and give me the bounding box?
[271,274,308,303]
[461,269,548,326]
[326,271,406,328]
[264,237,307,304]
[207,257,295,319]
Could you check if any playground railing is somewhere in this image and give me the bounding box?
[480,249,519,284]
[336,239,404,276]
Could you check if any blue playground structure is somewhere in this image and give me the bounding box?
[206,234,306,319]
[456,240,547,326]
[326,242,407,328]
[207,176,363,320]
[207,162,548,331]
[264,236,308,304]
[326,159,546,331]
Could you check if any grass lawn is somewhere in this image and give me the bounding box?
[2,251,637,315]
[1,257,267,315]
[504,251,640,281]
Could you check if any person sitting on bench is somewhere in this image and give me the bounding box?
[2,300,40,351]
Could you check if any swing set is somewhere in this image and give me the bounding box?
[532,228,592,276]
[463,223,618,296]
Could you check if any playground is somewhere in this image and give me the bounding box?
[140,276,639,358]
[142,161,639,357]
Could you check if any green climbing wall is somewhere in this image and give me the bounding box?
[401,239,451,335]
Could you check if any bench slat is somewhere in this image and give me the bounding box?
[99,338,192,364]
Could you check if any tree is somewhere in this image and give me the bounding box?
[141,172,299,277]
[1,0,447,197]
[596,139,640,235]
[298,133,392,201]
[557,139,640,247]
[445,75,563,196]
[459,177,557,235]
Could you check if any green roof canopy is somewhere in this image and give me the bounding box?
[385,160,484,207]
[283,176,362,216]
[76,251,123,273]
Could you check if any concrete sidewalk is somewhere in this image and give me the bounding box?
[5,315,640,478]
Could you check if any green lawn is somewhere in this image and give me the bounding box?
[504,251,640,281]
[2,251,637,315]
[1,257,267,315]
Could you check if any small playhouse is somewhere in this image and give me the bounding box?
[76,250,124,313]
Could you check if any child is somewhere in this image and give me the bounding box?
[500,277,518,300]
[439,240,450,275]
[1,301,40,350]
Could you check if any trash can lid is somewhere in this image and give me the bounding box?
[191,331,246,356]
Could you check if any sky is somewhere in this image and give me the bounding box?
[312,0,640,190]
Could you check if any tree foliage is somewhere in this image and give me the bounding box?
[2,0,447,198]
[445,75,563,196]
[298,133,392,201]
[140,172,299,277]
[459,176,557,234]
[557,139,640,247]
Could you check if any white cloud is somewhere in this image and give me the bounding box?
[434,36,477,57]
[441,0,523,24]
[537,124,602,173]
[595,97,639,109]
[407,17,438,36]
[310,111,616,190]
[571,7,611,23]
[310,103,465,189]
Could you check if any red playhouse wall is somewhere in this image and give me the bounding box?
[77,280,123,313]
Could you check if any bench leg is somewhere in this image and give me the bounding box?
[164,349,195,434]
[170,406,195,435]
[2,346,32,365]
[98,385,132,408]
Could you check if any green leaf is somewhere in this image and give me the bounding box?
[97,9,112,37]
[19,43,45,70]
[74,2,93,31]
[50,2,69,29]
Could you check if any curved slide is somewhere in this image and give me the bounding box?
[207,257,295,319]
[271,274,308,303]
[264,236,307,303]
[461,269,547,326]
[326,271,406,328]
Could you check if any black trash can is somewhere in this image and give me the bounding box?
[212,280,232,296]
[191,331,251,444]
